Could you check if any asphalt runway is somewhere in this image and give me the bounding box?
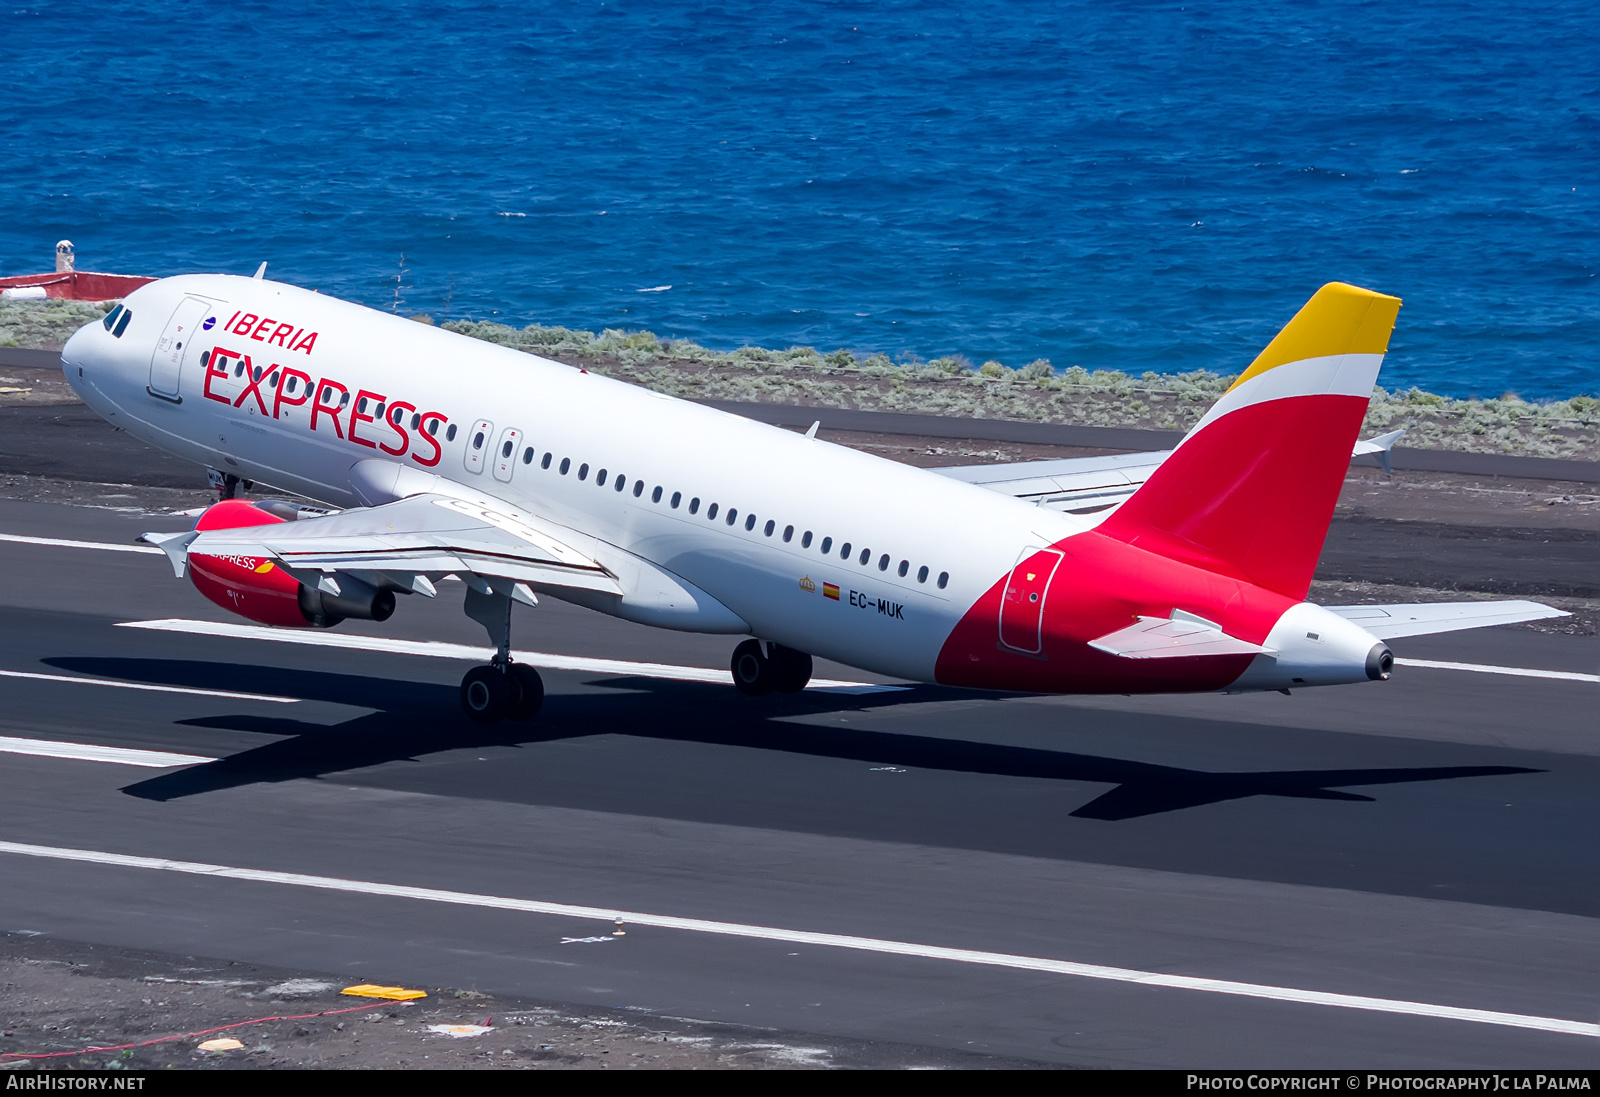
[0,498,1598,1067]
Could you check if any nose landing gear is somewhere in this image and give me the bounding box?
[730,639,813,695]
[458,581,544,723]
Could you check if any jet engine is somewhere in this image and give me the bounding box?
[185,499,394,628]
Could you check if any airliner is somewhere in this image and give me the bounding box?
[60,272,1562,721]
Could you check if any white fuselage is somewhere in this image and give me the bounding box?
[63,274,1092,681]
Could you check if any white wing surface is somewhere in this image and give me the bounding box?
[184,493,623,597]
[935,431,1408,512]
[934,451,1168,513]
[1325,600,1568,639]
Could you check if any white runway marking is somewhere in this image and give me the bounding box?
[0,737,215,768]
[1395,658,1599,684]
[0,839,1594,1041]
[0,533,163,555]
[117,618,904,694]
[0,668,299,703]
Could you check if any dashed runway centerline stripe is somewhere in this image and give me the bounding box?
[1394,658,1598,684]
[0,668,299,703]
[0,736,216,768]
[0,839,1594,1041]
[0,533,164,555]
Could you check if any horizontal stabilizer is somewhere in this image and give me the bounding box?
[1326,600,1568,639]
[1089,609,1274,659]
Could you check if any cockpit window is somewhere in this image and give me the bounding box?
[102,305,124,332]
[112,309,133,338]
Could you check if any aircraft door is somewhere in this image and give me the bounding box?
[492,427,522,482]
[148,297,212,400]
[463,419,494,473]
[998,546,1064,655]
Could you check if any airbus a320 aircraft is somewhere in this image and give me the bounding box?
[61,274,1562,721]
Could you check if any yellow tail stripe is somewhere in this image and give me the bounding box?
[1227,282,1402,393]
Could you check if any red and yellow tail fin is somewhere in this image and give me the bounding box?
[1098,283,1401,600]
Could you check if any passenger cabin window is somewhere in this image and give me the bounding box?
[653,486,663,503]
[938,572,949,589]
[523,447,534,464]
[840,542,851,559]
[819,536,830,553]
[802,531,812,548]
[634,481,645,497]
[689,497,700,514]
[502,440,513,458]
[559,458,570,474]
[542,453,553,469]
[726,508,738,525]
[597,469,608,486]
[473,431,485,450]
[445,424,457,441]
[707,503,718,519]
[765,520,775,537]
[744,514,756,531]
[783,525,793,542]
[578,463,589,480]
[898,560,909,577]
[670,491,681,508]
[879,554,890,571]
[918,566,929,583]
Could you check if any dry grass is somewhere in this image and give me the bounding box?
[7,301,1593,460]
[440,318,1600,461]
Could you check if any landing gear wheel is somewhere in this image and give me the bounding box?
[460,664,513,723]
[767,644,813,693]
[731,638,772,696]
[507,663,545,720]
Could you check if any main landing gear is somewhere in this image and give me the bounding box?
[731,639,813,696]
[460,661,543,724]
[458,581,544,724]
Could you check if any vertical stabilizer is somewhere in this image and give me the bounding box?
[1098,283,1401,600]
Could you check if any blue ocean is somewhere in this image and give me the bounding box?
[2,1,1595,399]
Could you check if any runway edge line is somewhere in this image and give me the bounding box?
[0,839,1595,1041]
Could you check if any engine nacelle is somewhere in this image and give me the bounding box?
[186,499,393,628]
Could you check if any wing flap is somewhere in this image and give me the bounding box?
[185,493,624,597]
[1326,600,1568,639]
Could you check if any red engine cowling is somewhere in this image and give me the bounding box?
[187,500,394,628]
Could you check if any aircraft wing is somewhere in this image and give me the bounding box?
[158,493,623,598]
[934,451,1169,514]
[1325,600,1568,639]
[934,431,1407,513]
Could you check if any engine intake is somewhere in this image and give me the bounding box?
[185,499,396,629]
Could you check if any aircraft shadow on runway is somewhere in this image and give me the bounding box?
[47,656,1540,819]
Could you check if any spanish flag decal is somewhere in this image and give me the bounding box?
[823,582,840,601]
